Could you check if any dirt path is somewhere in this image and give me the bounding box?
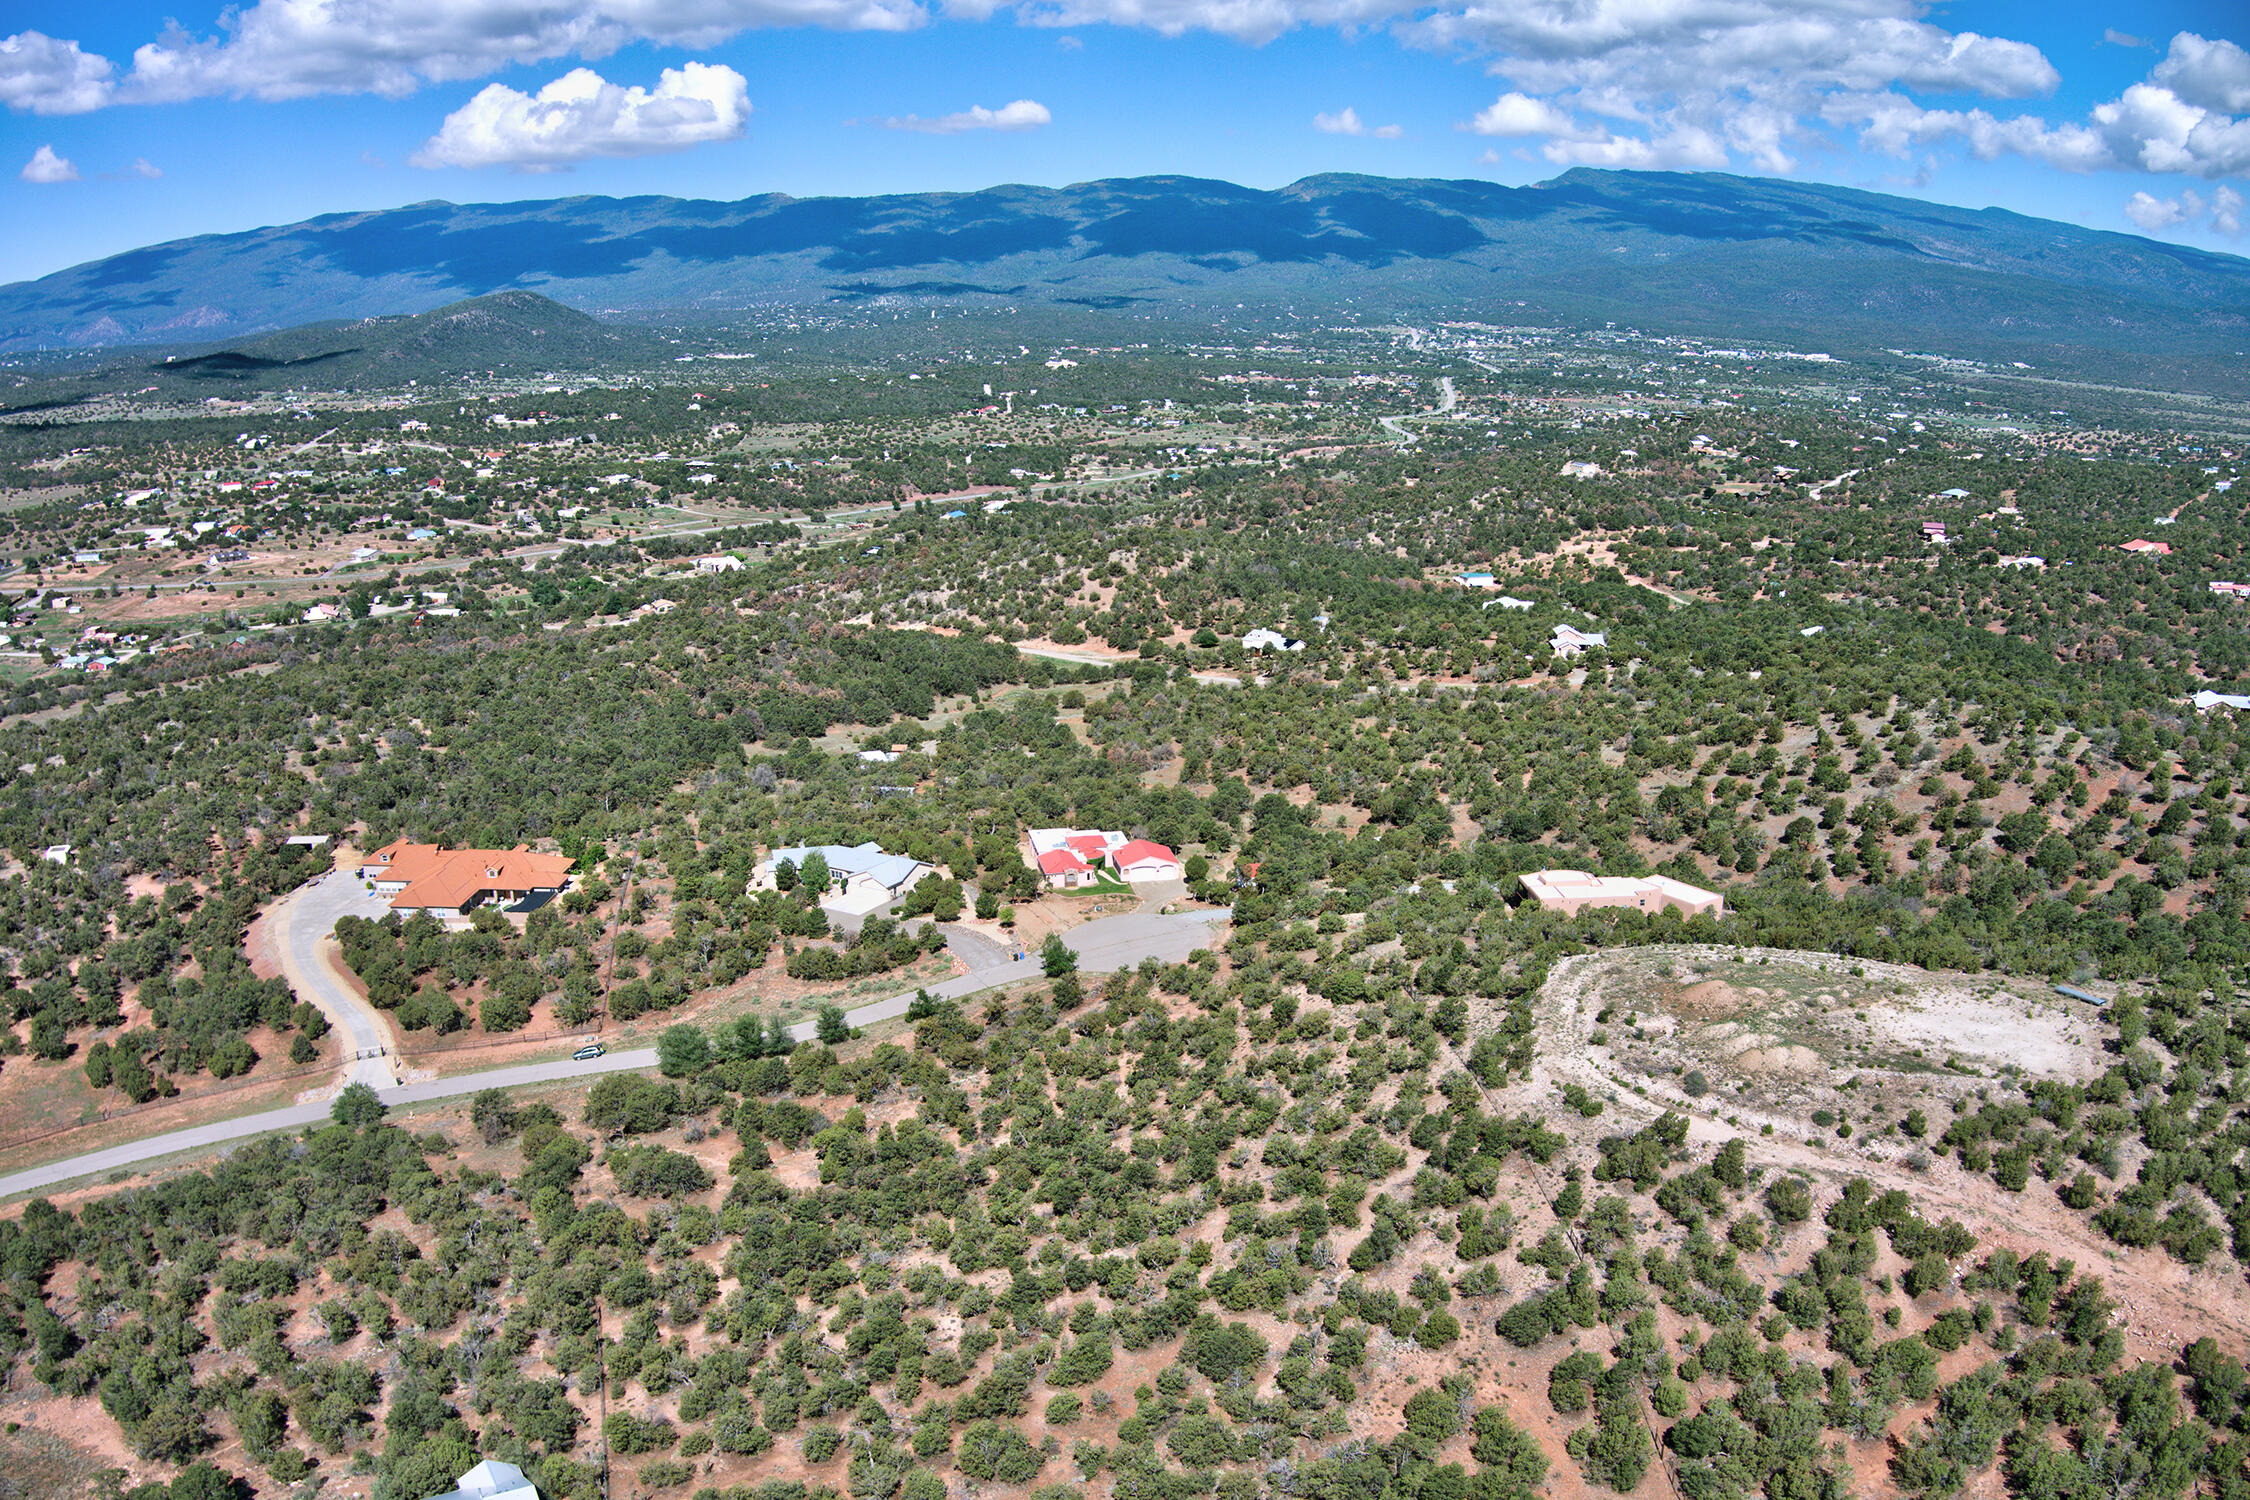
[1491,945,2250,1359]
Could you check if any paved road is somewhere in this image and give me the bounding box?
[0,907,1230,1201]
[1379,376,1458,446]
[941,923,1020,973]
[270,869,398,1089]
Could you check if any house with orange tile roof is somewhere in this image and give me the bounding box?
[358,840,576,916]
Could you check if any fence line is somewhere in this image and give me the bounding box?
[396,1024,603,1061]
[0,1058,338,1157]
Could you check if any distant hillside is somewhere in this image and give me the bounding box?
[0,291,664,414]
[147,289,653,391]
[5,171,2247,390]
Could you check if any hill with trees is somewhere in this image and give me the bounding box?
[4,171,2248,391]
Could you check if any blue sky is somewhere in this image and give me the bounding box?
[2,0,2246,285]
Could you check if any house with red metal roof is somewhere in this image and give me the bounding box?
[1110,839,1183,883]
[1037,848,1098,889]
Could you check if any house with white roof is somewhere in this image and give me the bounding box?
[1519,869,1722,919]
[1242,628,1304,652]
[426,1460,538,1500]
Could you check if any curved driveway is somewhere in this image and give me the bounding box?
[0,907,1229,1200]
[270,869,399,1089]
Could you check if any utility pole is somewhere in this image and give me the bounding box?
[594,1291,610,1500]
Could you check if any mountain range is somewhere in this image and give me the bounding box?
[6,170,2248,391]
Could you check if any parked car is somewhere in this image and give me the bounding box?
[572,1042,606,1061]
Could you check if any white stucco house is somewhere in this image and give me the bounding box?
[427,1461,538,1500]
[1551,625,1607,657]
[755,842,931,918]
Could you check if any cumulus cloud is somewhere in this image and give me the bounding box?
[84,0,919,108]
[1,30,115,114]
[876,98,1050,132]
[1833,32,2250,184]
[1,0,2241,209]
[2154,32,2250,114]
[1470,92,1585,139]
[1424,0,2068,178]
[19,143,78,181]
[2125,184,2244,238]
[411,62,750,170]
[1313,107,1399,137]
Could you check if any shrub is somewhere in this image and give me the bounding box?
[956,1421,1044,1484]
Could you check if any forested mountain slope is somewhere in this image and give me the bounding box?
[5,171,2247,390]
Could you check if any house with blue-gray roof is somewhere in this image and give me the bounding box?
[754,841,932,923]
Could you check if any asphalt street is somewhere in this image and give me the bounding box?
[0,907,1228,1200]
[272,869,398,1089]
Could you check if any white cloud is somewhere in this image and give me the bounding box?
[2102,29,2148,50]
[411,62,750,170]
[1469,90,1738,170]
[1469,92,1585,139]
[2125,189,2189,230]
[129,156,160,178]
[1430,1,2068,181]
[0,0,2239,211]
[877,98,1050,132]
[19,143,79,182]
[1835,32,2250,185]
[109,0,919,107]
[0,30,115,114]
[1009,0,1398,46]
[2153,32,2250,115]
[2126,185,2245,238]
[1313,106,1399,137]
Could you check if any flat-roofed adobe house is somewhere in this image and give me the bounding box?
[1519,869,1723,919]
[359,841,575,916]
